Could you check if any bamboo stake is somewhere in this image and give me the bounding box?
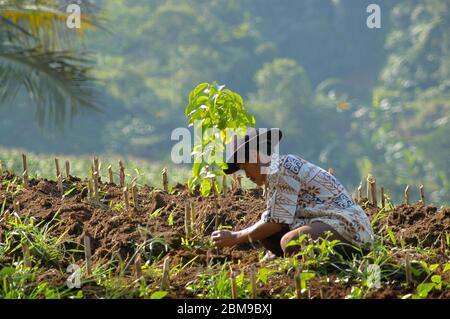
[250,266,257,299]
[65,161,70,178]
[405,253,412,286]
[22,243,31,268]
[190,202,196,229]
[185,204,192,239]
[357,183,362,202]
[84,235,92,276]
[108,165,114,184]
[370,177,377,207]
[57,174,63,197]
[162,168,168,192]
[132,183,138,210]
[419,185,425,205]
[366,175,371,201]
[440,235,446,254]
[404,185,410,205]
[21,154,28,189]
[119,161,125,187]
[93,172,100,201]
[161,257,170,290]
[134,254,142,279]
[222,175,228,195]
[54,158,60,179]
[230,269,238,299]
[123,187,130,210]
[381,186,386,209]
[88,179,93,198]
[93,158,100,175]
[214,210,220,230]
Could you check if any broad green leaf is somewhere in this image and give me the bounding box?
[150,291,168,299]
[416,283,434,298]
[200,178,211,197]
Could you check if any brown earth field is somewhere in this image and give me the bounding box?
[0,171,449,299]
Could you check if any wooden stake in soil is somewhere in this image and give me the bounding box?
[161,257,170,291]
[93,158,100,175]
[370,177,377,207]
[404,185,410,206]
[93,172,100,201]
[57,174,63,197]
[123,187,130,211]
[54,158,60,179]
[84,235,93,276]
[230,269,238,299]
[108,165,114,184]
[22,243,32,268]
[250,266,257,299]
[65,161,70,178]
[366,175,372,202]
[222,175,228,195]
[185,204,192,239]
[440,235,446,254]
[405,253,412,286]
[162,168,169,192]
[381,186,386,209]
[21,154,28,189]
[88,179,94,199]
[190,202,196,228]
[419,185,425,205]
[119,161,125,187]
[132,184,138,210]
[134,254,143,279]
[357,183,362,202]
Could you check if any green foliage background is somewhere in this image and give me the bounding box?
[0,0,449,203]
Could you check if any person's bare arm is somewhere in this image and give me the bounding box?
[211,220,283,247]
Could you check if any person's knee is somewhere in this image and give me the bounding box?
[280,232,303,255]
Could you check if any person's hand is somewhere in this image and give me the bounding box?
[211,230,238,248]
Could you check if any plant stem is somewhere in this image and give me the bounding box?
[108,165,114,184]
[55,158,60,179]
[84,235,92,276]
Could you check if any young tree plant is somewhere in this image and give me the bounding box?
[185,82,255,196]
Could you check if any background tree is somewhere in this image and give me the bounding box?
[0,0,99,130]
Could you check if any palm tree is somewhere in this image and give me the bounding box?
[0,0,100,130]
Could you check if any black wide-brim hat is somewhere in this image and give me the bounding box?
[223,128,283,175]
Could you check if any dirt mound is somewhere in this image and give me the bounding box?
[0,174,265,264]
[362,200,450,247]
[1,173,449,299]
[1,174,449,265]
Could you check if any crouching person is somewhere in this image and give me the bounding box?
[211,128,374,259]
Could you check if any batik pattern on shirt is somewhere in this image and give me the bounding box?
[261,154,374,248]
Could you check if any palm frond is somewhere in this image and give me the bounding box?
[0,1,102,130]
[0,43,100,130]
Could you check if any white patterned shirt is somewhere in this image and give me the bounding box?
[261,154,374,248]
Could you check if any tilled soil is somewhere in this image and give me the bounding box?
[0,172,449,299]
